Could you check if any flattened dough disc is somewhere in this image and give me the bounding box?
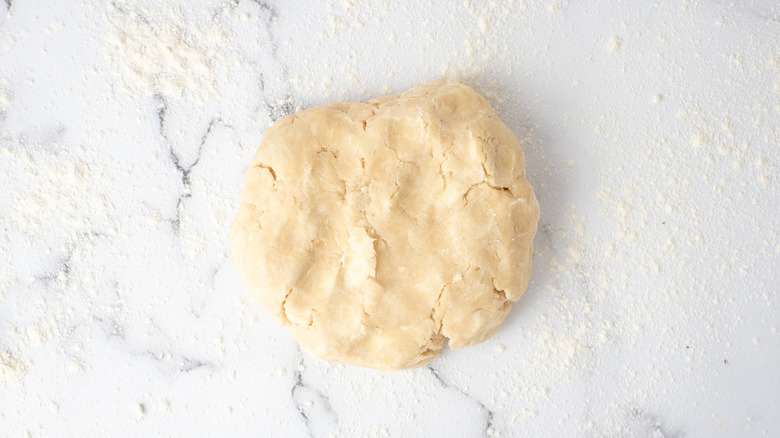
[231,78,539,370]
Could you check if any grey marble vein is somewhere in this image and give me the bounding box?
[89,291,218,376]
[32,254,69,286]
[105,318,215,376]
[249,0,278,50]
[178,357,208,373]
[291,357,338,437]
[259,72,295,122]
[94,314,126,341]
[246,0,296,122]
[167,117,217,232]
[626,409,685,438]
[154,94,169,142]
[427,365,495,437]
[133,349,214,375]
[30,231,103,287]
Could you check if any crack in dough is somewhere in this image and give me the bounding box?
[254,163,277,181]
[231,78,539,370]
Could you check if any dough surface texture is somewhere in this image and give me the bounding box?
[231,78,539,370]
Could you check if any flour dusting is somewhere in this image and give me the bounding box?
[0,0,778,436]
[104,2,232,101]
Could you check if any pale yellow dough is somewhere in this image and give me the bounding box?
[231,78,539,370]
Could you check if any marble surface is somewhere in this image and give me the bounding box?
[1,0,779,436]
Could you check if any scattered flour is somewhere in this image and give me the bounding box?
[5,143,114,239]
[0,349,28,386]
[606,36,622,53]
[104,1,232,101]
[0,88,11,110]
[690,131,711,149]
[0,0,778,436]
[0,263,12,300]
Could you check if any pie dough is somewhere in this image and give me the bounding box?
[231,78,539,370]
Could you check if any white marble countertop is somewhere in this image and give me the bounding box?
[1,0,779,436]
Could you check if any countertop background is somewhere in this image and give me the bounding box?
[1,0,779,436]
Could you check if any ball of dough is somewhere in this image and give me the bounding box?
[231,78,539,370]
